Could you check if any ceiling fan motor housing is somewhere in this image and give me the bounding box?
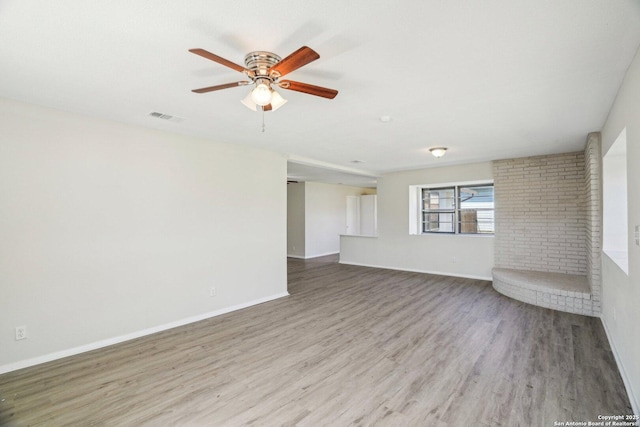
[244,51,281,81]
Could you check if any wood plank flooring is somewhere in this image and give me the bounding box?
[0,256,632,426]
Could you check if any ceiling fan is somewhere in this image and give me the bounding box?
[189,46,338,112]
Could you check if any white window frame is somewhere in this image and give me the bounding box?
[408,180,494,236]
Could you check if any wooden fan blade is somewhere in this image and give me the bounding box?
[279,80,338,99]
[270,46,319,78]
[191,81,248,93]
[189,48,248,74]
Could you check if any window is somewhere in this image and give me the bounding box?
[422,187,455,232]
[421,184,494,234]
[603,127,628,274]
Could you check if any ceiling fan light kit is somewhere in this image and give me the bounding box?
[189,46,337,113]
[241,90,287,112]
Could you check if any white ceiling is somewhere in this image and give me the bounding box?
[288,162,378,188]
[1,1,639,185]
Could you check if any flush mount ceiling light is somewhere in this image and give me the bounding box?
[429,147,448,158]
[189,47,338,113]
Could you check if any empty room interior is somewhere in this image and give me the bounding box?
[1,1,639,425]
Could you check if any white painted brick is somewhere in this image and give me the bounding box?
[492,134,602,316]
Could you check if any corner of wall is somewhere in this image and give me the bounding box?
[584,133,603,313]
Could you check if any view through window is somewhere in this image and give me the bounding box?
[421,184,494,234]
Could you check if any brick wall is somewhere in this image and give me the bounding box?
[584,133,602,313]
[494,152,587,275]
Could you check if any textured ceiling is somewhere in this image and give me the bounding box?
[1,1,639,183]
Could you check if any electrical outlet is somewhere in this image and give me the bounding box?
[210,287,216,297]
[15,326,26,341]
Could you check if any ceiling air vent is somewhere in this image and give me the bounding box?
[148,111,184,123]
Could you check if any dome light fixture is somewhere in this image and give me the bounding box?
[429,147,448,158]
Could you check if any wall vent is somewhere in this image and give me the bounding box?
[148,112,184,123]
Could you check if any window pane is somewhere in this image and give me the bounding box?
[422,187,456,233]
[459,185,494,234]
[423,212,455,233]
[459,209,495,234]
[459,185,494,208]
[423,188,455,210]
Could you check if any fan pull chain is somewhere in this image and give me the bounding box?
[261,108,266,132]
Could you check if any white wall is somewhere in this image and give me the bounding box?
[304,182,374,258]
[340,162,495,280]
[600,46,640,414]
[287,182,305,258]
[0,98,288,372]
[603,154,628,253]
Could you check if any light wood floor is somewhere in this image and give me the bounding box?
[0,256,632,426]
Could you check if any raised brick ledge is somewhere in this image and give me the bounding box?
[492,268,596,316]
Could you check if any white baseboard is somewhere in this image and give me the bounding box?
[0,292,290,375]
[305,251,339,259]
[600,316,639,415]
[287,252,339,260]
[338,260,493,281]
